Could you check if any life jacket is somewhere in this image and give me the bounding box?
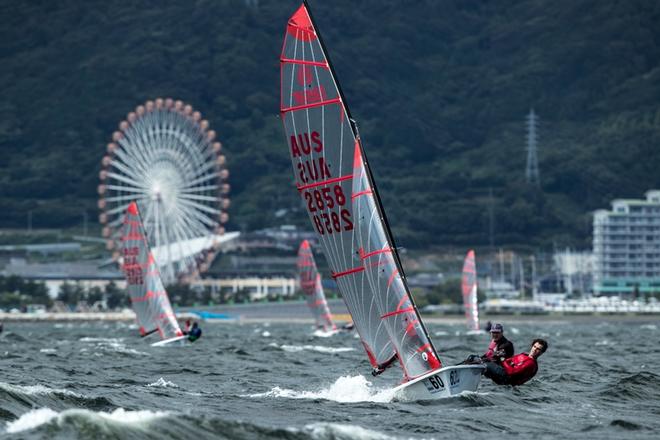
[502,353,538,386]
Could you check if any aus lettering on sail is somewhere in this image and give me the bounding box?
[291,131,352,236]
[290,131,331,185]
[123,246,143,285]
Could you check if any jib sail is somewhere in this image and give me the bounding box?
[352,142,442,380]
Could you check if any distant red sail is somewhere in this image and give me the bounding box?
[121,202,183,340]
[297,240,336,331]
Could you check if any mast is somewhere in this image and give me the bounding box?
[302,0,438,359]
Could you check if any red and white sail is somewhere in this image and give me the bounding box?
[281,2,440,381]
[461,250,480,332]
[121,202,183,341]
[281,3,394,369]
[297,240,336,331]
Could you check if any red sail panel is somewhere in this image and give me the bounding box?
[352,142,441,381]
[461,250,479,331]
[121,202,183,340]
[297,240,336,331]
[281,3,393,367]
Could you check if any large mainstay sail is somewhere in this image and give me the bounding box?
[462,250,480,332]
[281,2,440,381]
[121,202,183,341]
[297,240,336,331]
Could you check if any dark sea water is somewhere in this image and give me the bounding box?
[1,315,659,439]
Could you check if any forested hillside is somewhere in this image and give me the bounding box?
[1,0,659,249]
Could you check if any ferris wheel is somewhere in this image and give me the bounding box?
[98,98,230,284]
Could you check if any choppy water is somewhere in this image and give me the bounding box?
[1,317,659,439]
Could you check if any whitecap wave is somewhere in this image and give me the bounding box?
[261,331,271,337]
[0,382,82,398]
[6,408,58,434]
[147,378,178,388]
[245,375,395,403]
[79,337,124,343]
[39,348,57,354]
[640,324,657,330]
[80,337,148,356]
[269,343,354,354]
[300,422,395,440]
[5,407,170,434]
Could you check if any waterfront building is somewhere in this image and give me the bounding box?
[593,190,660,295]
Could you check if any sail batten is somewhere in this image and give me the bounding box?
[121,201,183,341]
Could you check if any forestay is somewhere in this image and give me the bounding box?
[297,240,336,331]
[280,3,394,368]
[352,143,441,380]
[121,202,183,341]
[461,250,479,332]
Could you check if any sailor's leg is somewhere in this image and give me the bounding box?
[483,361,509,385]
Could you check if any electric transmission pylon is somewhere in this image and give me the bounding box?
[525,108,540,185]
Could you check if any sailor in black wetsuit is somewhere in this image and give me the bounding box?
[187,322,202,342]
[371,354,398,376]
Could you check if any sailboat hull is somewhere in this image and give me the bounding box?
[392,365,485,400]
[151,335,188,347]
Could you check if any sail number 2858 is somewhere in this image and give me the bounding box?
[303,185,353,234]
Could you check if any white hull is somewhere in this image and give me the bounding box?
[392,365,485,400]
[151,335,188,347]
[312,328,341,338]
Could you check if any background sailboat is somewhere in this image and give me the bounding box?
[280,1,483,399]
[121,202,187,347]
[297,240,337,333]
[462,250,482,334]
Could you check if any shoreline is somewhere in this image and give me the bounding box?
[1,311,658,323]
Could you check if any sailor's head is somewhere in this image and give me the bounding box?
[192,322,199,329]
[490,323,504,340]
[529,338,548,359]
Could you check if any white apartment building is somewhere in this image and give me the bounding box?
[593,190,660,295]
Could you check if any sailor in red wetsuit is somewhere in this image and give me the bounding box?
[481,323,514,364]
[483,338,548,386]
